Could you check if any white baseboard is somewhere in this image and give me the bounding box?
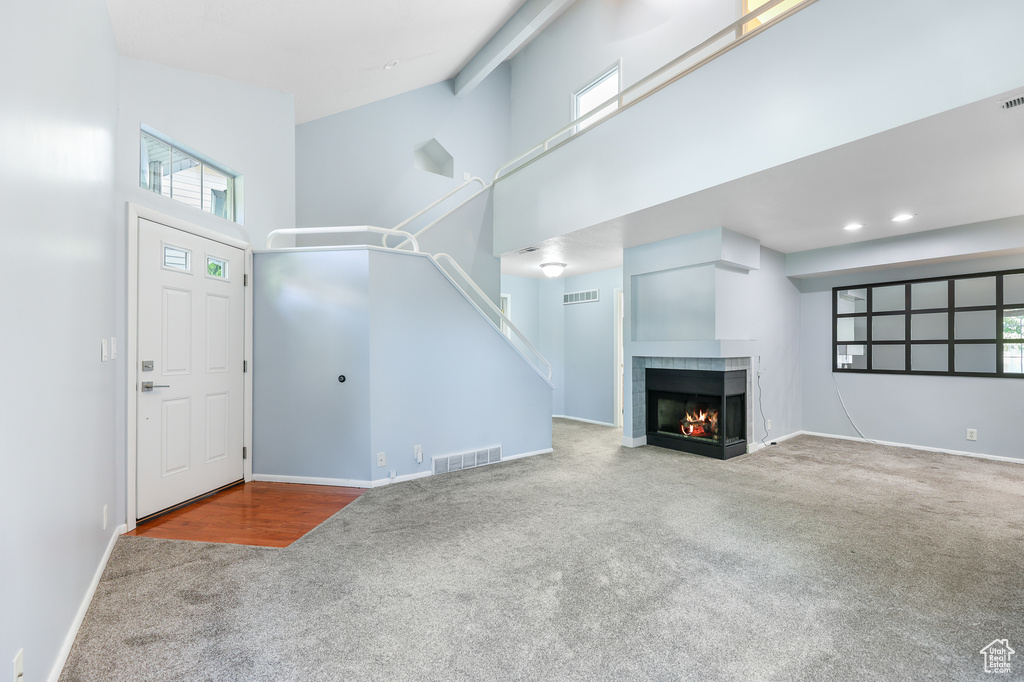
[747,430,803,453]
[554,415,617,427]
[253,472,432,488]
[622,435,647,448]
[501,448,552,461]
[49,524,127,682]
[797,431,1024,465]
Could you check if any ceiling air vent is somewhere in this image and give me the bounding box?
[516,246,539,254]
[564,289,599,305]
[1002,96,1024,110]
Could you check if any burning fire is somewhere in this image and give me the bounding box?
[681,407,718,438]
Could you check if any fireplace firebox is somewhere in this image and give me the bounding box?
[646,368,747,459]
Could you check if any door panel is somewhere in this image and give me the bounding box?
[138,218,244,518]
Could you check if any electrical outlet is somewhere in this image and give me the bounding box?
[414,445,423,463]
[389,469,396,480]
[13,648,23,681]
[766,419,772,431]
[376,452,386,467]
[966,428,978,441]
[103,505,108,530]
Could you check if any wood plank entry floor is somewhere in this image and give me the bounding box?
[126,482,367,548]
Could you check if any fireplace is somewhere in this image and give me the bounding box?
[645,368,747,459]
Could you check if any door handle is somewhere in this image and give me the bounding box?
[141,382,170,392]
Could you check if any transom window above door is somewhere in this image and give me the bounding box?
[140,126,242,223]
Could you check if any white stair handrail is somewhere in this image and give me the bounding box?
[493,0,816,181]
[432,252,552,382]
[391,183,492,251]
[383,176,488,248]
[266,225,420,251]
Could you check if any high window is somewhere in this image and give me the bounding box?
[742,0,805,34]
[140,127,241,222]
[833,269,1024,377]
[574,64,620,133]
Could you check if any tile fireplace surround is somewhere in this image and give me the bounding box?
[630,356,754,452]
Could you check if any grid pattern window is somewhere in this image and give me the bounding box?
[574,65,620,133]
[140,130,238,222]
[833,269,1024,378]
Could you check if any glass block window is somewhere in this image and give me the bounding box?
[833,268,1024,378]
[141,128,240,222]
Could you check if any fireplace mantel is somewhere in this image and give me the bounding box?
[630,340,759,360]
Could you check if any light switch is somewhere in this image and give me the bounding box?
[110,337,117,359]
[101,338,109,362]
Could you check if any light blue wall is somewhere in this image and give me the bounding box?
[253,250,372,480]
[799,252,1024,460]
[296,65,511,232]
[115,57,297,525]
[254,249,553,484]
[509,0,735,155]
[503,268,624,425]
[368,251,553,475]
[501,274,541,346]
[622,230,801,445]
[116,56,297,250]
[496,0,1024,255]
[539,278,566,416]
[0,1,120,679]
[562,268,623,425]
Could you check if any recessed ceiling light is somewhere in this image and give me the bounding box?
[844,223,863,231]
[892,213,915,222]
[384,59,399,70]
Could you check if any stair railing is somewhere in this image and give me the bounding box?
[265,225,420,251]
[432,252,552,383]
[383,176,488,249]
[261,226,552,385]
[493,0,817,181]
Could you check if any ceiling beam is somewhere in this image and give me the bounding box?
[453,0,575,98]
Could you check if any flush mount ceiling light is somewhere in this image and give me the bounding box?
[892,213,915,222]
[844,223,863,231]
[383,59,399,70]
[540,262,567,278]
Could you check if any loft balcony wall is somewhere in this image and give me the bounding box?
[495,0,1024,255]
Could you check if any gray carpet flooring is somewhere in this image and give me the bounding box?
[62,421,1024,681]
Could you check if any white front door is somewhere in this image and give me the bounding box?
[137,218,245,519]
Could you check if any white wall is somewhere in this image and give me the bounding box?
[0,1,120,679]
[799,252,1024,459]
[495,0,1024,255]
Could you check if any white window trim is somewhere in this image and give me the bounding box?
[572,61,622,134]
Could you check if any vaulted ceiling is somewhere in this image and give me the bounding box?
[105,0,528,123]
